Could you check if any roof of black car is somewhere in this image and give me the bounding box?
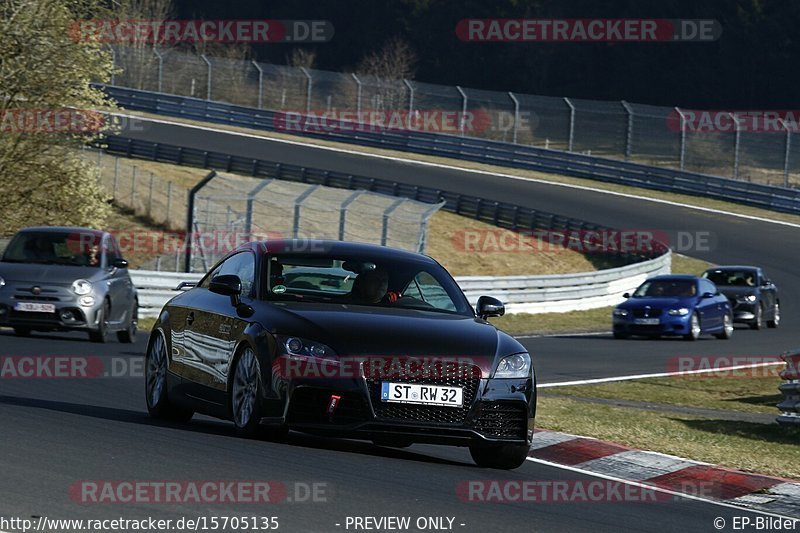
[18,226,106,235]
[703,265,759,271]
[650,274,701,281]
[241,239,437,264]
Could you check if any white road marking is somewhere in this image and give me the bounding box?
[526,457,799,520]
[119,113,800,228]
[538,361,783,388]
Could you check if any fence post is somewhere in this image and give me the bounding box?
[201,54,212,100]
[293,185,320,238]
[621,100,634,160]
[148,172,154,217]
[403,79,415,129]
[300,67,313,114]
[351,73,362,115]
[456,86,468,136]
[153,47,164,92]
[564,97,575,152]
[108,45,116,85]
[113,158,119,198]
[675,107,687,170]
[783,119,792,188]
[131,167,137,210]
[339,191,363,240]
[166,181,173,227]
[252,60,264,109]
[732,112,741,180]
[185,171,217,272]
[508,92,520,144]
[381,198,407,246]
[245,179,272,236]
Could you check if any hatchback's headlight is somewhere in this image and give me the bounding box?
[277,335,336,358]
[495,353,531,379]
[0,276,4,289]
[613,308,629,317]
[72,279,92,295]
[737,294,757,303]
[668,308,690,316]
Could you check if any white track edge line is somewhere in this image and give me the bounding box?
[526,457,800,521]
[538,361,783,388]
[117,113,800,229]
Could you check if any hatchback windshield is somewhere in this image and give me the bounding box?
[2,231,103,267]
[703,270,757,287]
[633,279,697,298]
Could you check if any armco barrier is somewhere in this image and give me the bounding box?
[777,351,800,426]
[102,85,800,216]
[131,251,669,318]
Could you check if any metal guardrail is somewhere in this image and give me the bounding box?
[102,85,800,216]
[777,351,800,426]
[131,250,670,318]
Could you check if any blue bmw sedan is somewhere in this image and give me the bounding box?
[612,275,733,341]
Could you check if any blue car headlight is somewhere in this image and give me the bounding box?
[277,335,336,358]
[667,308,690,316]
[494,352,531,379]
[613,308,629,317]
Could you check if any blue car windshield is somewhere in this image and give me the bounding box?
[633,279,697,298]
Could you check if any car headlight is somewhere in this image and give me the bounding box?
[277,335,336,358]
[0,276,4,289]
[613,308,629,317]
[72,279,92,295]
[737,294,757,303]
[494,352,531,379]
[668,308,690,316]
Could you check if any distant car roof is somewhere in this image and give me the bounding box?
[703,265,759,272]
[17,226,106,236]
[241,239,437,265]
[648,274,701,281]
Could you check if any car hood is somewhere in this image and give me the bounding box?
[0,262,104,284]
[617,296,694,309]
[262,302,525,376]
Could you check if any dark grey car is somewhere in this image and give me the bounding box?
[701,266,780,329]
[0,227,138,343]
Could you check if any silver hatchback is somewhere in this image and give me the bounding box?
[0,227,138,343]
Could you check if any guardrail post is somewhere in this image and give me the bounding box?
[252,60,264,109]
[351,73,362,116]
[621,100,634,160]
[300,67,313,114]
[782,119,792,187]
[153,47,164,92]
[508,92,520,144]
[564,97,575,152]
[185,171,217,272]
[675,107,687,170]
[456,86,468,137]
[339,191,364,240]
[403,79,415,129]
[381,198,407,246]
[200,54,212,100]
[731,112,742,180]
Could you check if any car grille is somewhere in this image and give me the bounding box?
[12,295,59,301]
[474,402,529,439]
[366,368,481,425]
[287,388,369,425]
[632,308,662,318]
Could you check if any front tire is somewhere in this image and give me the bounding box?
[683,312,701,341]
[89,301,109,343]
[715,313,733,339]
[117,301,138,343]
[145,332,193,421]
[767,302,780,328]
[469,443,530,470]
[749,304,764,330]
[230,346,264,438]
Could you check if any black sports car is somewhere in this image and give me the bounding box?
[145,240,536,469]
[701,266,780,329]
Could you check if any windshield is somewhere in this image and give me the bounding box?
[264,253,472,316]
[633,279,697,298]
[703,270,757,287]
[2,231,103,267]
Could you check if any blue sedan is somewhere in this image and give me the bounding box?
[612,275,733,341]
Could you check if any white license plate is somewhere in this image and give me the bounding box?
[14,302,55,313]
[634,318,660,325]
[381,382,463,407]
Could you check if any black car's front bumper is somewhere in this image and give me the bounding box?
[264,375,535,446]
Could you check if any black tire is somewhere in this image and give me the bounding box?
[230,346,265,438]
[117,301,138,343]
[89,301,110,343]
[612,332,629,340]
[145,331,193,422]
[683,312,701,341]
[470,443,530,470]
[767,302,780,328]
[714,313,733,340]
[13,327,31,337]
[749,304,764,330]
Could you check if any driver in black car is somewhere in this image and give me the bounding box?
[350,268,399,304]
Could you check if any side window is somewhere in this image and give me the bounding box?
[105,235,121,264]
[216,252,257,298]
[409,271,456,312]
[700,279,716,295]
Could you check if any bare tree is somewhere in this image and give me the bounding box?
[356,37,416,112]
[109,0,173,90]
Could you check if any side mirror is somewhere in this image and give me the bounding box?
[477,295,505,319]
[701,292,715,299]
[622,293,630,299]
[209,274,243,307]
[112,258,128,269]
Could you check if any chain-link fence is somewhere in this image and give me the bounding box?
[187,171,444,273]
[109,45,800,188]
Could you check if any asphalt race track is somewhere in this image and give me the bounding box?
[1,120,797,531]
